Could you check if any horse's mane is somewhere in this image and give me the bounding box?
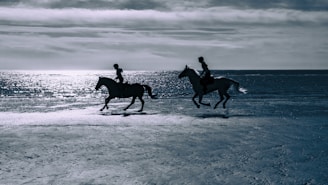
[187,66,200,76]
[100,77,114,80]
[99,77,117,83]
[188,66,224,79]
[192,68,200,76]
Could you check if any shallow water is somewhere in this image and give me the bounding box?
[0,70,327,117]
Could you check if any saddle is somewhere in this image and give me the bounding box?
[117,82,130,98]
[208,76,214,84]
[201,75,214,85]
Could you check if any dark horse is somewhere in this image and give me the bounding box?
[178,66,247,109]
[95,77,156,112]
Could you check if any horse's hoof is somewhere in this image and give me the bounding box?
[100,109,103,111]
[137,110,143,112]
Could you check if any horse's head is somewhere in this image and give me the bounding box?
[95,77,104,90]
[179,65,199,79]
[178,65,190,79]
[95,77,116,91]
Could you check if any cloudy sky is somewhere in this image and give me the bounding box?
[0,0,328,70]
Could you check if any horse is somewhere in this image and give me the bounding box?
[178,65,247,109]
[95,77,156,112]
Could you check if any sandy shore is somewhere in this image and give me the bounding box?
[0,107,327,185]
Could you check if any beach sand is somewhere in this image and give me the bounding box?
[0,105,327,185]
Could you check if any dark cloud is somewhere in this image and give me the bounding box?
[118,0,166,10]
[2,0,328,11]
[48,0,165,10]
[0,0,19,6]
[208,0,328,11]
[1,0,166,10]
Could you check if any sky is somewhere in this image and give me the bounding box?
[0,0,328,70]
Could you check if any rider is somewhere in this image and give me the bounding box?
[113,63,125,97]
[198,56,212,93]
[113,63,124,83]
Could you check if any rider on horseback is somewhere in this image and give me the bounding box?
[113,63,124,83]
[113,63,125,97]
[198,56,213,93]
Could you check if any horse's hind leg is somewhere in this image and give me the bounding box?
[124,96,136,111]
[137,96,145,112]
[214,91,224,109]
[222,92,230,109]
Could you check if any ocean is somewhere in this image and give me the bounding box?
[1,70,328,185]
[1,70,327,117]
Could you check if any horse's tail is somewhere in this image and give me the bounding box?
[143,85,157,99]
[231,80,247,94]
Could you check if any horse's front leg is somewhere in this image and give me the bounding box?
[199,94,211,107]
[100,97,111,111]
[192,93,200,108]
[222,93,230,109]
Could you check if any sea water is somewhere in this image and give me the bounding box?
[0,70,327,117]
[1,70,328,185]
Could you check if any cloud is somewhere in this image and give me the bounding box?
[1,0,166,10]
[0,7,327,28]
[1,2,328,70]
[3,0,328,11]
[207,0,328,11]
